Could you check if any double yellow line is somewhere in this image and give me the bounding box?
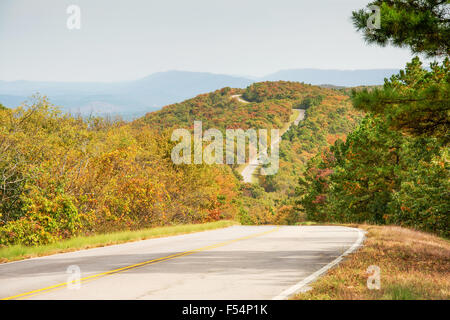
[3,226,280,300]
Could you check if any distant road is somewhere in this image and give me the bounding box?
[231,94,250,104]
[0,226,364,300]
[293,109,305,126]
[241,108,305,183]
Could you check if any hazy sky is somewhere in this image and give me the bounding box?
[0,0,422,82]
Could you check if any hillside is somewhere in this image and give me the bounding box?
[233,82,364,224]
[137,81,347,131]
[0,81,365,246]
[135,86,292,131]
[261,91,363,197]
[1,0,448,303]
[135,81,364,225]
[0,98,241,246]
[0,69,398,119]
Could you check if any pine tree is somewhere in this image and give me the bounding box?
[352,0,450,57]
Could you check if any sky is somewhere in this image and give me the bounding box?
[0,0,423,82]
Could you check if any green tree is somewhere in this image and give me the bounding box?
[298,116,403,224]
[298,0,450,236]
[352,0,450,57]
[352,57,449,144]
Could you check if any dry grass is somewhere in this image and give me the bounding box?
[294,225,450,300]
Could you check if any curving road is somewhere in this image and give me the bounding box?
[0,225,364,300]
[231,94,250,104]
[241,109,305,183]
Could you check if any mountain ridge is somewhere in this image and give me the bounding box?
[0,68,399,119]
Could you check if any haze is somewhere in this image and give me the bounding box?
[0,0,419,82]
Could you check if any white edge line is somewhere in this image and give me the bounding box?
[272,227,366,300]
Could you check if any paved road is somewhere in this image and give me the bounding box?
[241,109,305,183]
[293,109,306,126]
[0,226,363,300]
[231,94,250,104]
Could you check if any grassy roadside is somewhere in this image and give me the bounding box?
[0,220,237,263]
[293,225,450,300]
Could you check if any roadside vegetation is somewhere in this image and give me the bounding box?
[0,220,236,263]
[297,0,449,237]
[0,80,352,248]
[294,225,450,300]
[0,99,240,246]
[298,59,449,236]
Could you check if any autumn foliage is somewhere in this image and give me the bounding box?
[137,86,292,131]
[0,97,239,245]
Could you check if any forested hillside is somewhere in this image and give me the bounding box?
[137,81,347,132]
[262,91,363,196]
[0,97,240,245]
[138,80,365,225]
[238,82,364,224]
[137,86,293,131]
[0,81,360,245]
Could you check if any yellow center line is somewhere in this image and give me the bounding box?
[2,226,280,300]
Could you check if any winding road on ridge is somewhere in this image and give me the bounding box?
[232,94,306,183]
[0,225,364,300]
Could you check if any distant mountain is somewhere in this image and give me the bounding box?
[0,71,253,120]
[0,69,400,119]
[261,69,399,86]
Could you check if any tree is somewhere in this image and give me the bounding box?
[352,0,449,144]
[298,0,450,236]
[352,57,449,144]
[352,0,450,57]
[298,116,404,224]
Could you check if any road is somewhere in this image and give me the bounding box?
[293,109,305,126]
[231,94,250,104]
[241,109,305,183]
[0,225,364,300]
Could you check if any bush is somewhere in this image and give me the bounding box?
[0,190,81,246]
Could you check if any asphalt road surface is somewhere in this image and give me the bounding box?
[0,225,364,300]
